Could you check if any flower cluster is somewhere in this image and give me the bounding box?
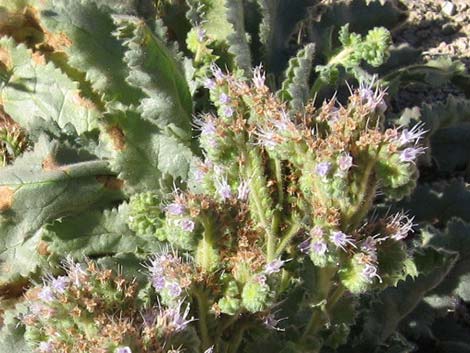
[126,66,424,351]
[20,258,196,353]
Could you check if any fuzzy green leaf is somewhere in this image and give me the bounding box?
[0,37,100,135]
[41,203,162,259]
[39,0,143,104]
[105,108,193,193]
[112,15,193,140]
[357,247,458,348]
[278,43,315,111]
[225,0,253,74]
[0,136,123,286]
[257,0,314,76]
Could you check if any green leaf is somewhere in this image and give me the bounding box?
[0,135,123,287]
[105,108,193,193]
[278,43,315,111]
[39,0,143,104]
[257,0,314,77]
[0,304,31,353]
[112,15,193,140]
[41,202,162,259]
[424,219,470,302]
[225,0,253,74]
[357,246,458,348]
[396,180,470,226]
[0,37,100,135]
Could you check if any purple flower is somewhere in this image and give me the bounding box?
[398,123,426,146]
[298,238,312,253]
[337,154,353,171]
[215,177,232,200]
[362,263,381,283]
[115,347,132,353]
[388,213,414,240]
[211,64,224,81]
[203,78,216,90]
[38,286,54,302]
[166,202,186,216]
[263,312,287,331]
[196,26,206,42]
[330,231,356,251]
[358,79,387,113]
[38,341,53,353]
[51,276,69,294]
[65,259,87,287]
[399,146,426,163]
[222,105,234,118]
[315,162,331,178]
[159,301,195,333]
[177,218,195,232]
[312,241,328,256]
[237,179,250,201]
[167,282,182,297]
[310,225,323,238]
[219,93,231,105]
[256,128,278,149]
[152,275,166,291]
[252,66,266,89]
[264,259,285,275]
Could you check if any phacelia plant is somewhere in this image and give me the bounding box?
[126,67,424,352]
[1,1,470,353]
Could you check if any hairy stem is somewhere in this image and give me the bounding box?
[194,287,212,350]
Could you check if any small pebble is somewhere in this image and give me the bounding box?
[442,1,456,16]
[442,23,460,35]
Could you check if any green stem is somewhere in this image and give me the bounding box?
[273,158,284,207]
[194,288,212,351]
[199,216,216,273]
[227,322,251,353]
[345,147,381,230]
[275,220,301,258]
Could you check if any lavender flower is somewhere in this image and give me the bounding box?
[337,153,353,171]
[310,225,324,238]
[222,105,234,118]
[152,275,166,291]
[399,146,426,163]
[167,282,183,297]
[210,64,224,81]
[398,123,426,146]
[298,238,312,253]
[115,347,132,353]
[263,312,287,331]
[255,128,279,149]
[312,240,328,256]
[166,202,186,216]
[51,276,69,294]
[315,161,331,178]
[252,65,266,89]
[362,263,381,283]
[330,231,356,251]
[358,79,387,114]
[203,78,216,90]
[177,218,195,232]
[196,26,206,42]
[388,213,414,240]
[264,259,285,275]
[237,179,250,200]
[38,341,53,353]
[38,286,54,302]
[215,176,232,200]
[219,93,231,105]
[158,301,195,333]
[64,258,87,287]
